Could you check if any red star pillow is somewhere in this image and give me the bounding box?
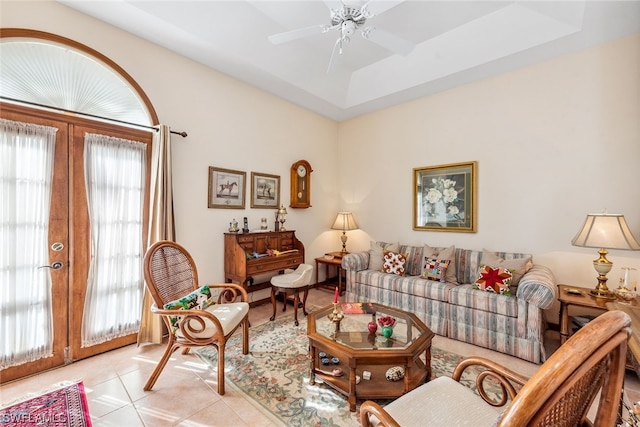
[473,265,514,296]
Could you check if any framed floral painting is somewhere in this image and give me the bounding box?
[413,161,477,232]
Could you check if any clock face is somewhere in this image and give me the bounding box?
[297,164,307,177]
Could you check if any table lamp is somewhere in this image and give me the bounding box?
[331,212,358,253]
[571,212,640,299]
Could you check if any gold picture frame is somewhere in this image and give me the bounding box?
[413,161,477,232]
[251,172,280,208]
[208,166,246,209]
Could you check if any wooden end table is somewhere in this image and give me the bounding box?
[315,254,346,295]
[557,284,632,344]
[307,303,434,412]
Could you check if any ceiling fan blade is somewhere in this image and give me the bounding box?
[362,27,414,56]
[268,25,329,45]
[323,0,344,12]
[361,0,405,17]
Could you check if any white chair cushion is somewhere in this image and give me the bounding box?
[175,302,248,338]
[377,376,501,426]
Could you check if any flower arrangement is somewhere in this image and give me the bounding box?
[423,177,464,223]
[377,315,396,328]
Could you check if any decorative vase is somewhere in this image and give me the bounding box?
[367,321,378,334]
[382,325,393,339]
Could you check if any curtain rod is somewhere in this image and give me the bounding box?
[0,96,188,137]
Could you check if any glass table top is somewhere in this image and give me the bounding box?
[309,303,429,351]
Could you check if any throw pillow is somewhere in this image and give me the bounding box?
[423,244,457,284]
[481,249,533,287]
[369,241,399,270]
[382,249,408,276]
[163,285,214,332]
[474,265,513,296]
[420,258,451,282]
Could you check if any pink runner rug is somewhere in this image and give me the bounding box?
[0,381,91,426]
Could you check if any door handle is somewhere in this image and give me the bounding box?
[39,261,64,270]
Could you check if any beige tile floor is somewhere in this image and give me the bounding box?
[2,287,639,426]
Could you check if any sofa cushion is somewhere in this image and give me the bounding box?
[382,250,408,276]
[455,249,532,285]
[424,244,457,284]
[356,270,454,301]
[449,284,519,317]
[369,241,398,270]
[399,244,424,276]
[421,258,451,282]
[474,265,513,296]
[482,249,532,287]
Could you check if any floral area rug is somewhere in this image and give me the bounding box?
[195,310,504,427]
[0,380,91,427]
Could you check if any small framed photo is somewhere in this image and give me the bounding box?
[208,166,246,209]
[414,161,477,232]
[251,172,280,208]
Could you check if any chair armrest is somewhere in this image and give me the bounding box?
[151,304,225,343]
[342,251,370,271]
[516,265,557,309]
[452,356,528,407]
[208,283,249,303]
[360,401,401,427]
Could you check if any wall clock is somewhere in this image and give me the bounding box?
[290,159,312,208]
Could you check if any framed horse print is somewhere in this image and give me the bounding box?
[251,172,280,208]
[208,166,246,209]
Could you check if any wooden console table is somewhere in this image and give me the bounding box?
[224,231,304,306]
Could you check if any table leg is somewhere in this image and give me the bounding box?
[315,259,320,288]
[559,301,569,344]
[348,366,357,412]
[269,286,277,321]
[338,265,344,296]
[309,345,316,385]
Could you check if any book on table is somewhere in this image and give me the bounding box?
[341,302,375,314]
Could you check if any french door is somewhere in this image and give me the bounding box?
[1,103,151,382]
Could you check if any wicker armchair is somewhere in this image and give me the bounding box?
[360,310,630,427]
[143,240,249,395]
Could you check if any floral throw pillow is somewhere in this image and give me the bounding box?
[382,250,408,276]
[474,265,514,296]
[420,258,451,282]
[163,285,214,332]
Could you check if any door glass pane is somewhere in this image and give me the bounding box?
[0,118,57,368]
[81,133,146,346]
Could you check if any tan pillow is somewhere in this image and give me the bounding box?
[481,249,533,287]
[423,244,457,284]
[369,241,399,270]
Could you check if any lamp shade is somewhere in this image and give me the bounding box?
[571,213,640,250]
[331,212,359,231]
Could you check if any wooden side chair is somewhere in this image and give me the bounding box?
[143,240,249,395]
[360,310,631,427]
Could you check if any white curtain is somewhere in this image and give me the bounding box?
[137,124,175,345]
[0,118,57,368]
[81,133,146,346]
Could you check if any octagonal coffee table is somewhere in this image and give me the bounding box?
[307,303,434,412]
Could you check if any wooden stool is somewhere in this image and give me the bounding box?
[270,264,313,326]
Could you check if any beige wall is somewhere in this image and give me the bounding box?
[3,1,640,318]
[338,34,640,319]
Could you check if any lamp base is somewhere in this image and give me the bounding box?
[589,288,615,300]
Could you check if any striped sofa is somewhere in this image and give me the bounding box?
[342,245,557,364]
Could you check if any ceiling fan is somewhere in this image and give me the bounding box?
[268,0,415,73]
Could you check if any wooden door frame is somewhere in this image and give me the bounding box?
[0,102,152,380]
